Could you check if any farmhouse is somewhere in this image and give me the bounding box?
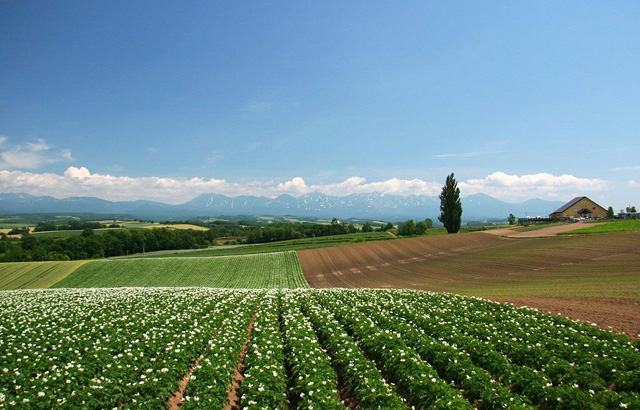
[549,196,607,220]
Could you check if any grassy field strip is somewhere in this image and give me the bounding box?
[30,228,124,238]
[52,251,309,288]
[560,219,640,234]
[0,260,89,290]
[147,232,394,257]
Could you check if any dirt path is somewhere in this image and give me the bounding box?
[167,357,202,410]
[224,315,256,410]
[488,296,640,339]
[483,221,604,238]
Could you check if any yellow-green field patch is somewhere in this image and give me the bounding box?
[0,260,90,290]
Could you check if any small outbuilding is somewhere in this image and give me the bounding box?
[549,196,607,220]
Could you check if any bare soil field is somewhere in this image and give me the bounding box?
[490,296,640,339]
[485,221,603,237]
[299,231,640,337]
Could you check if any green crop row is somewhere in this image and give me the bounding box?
[1,288,638,409]
[52,251,309,288]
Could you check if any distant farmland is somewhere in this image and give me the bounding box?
[298,231,640,337]
[299,231,640,296]
[141,223,210,231]
[53,251,308,289]
[0,260,89,290]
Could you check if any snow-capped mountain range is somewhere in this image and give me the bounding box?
[0,192,563,221]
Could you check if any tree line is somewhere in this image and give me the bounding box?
[33,220,114,232]
[0,219,398,262]
[0,228,217,261]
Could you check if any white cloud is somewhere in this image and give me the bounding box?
[64,166,91,179]
[276,177,308,195]
[629,180,639,188]
[459,171,608,201]
[308,177,441,197]
[0,167,609,204]
[0,137,74,170]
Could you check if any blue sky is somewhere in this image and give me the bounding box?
[1,1,639,209]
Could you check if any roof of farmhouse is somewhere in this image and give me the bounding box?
[552,196,593,213]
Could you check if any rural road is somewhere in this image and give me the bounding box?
[482,221,603,238]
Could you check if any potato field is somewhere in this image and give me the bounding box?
[1,288,639,409]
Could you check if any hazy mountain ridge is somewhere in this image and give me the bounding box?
[0,192,564,221]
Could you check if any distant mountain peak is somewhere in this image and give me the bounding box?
[0,191,565,221]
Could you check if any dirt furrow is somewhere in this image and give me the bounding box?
[224,314,256,410]
[167,357,202,410]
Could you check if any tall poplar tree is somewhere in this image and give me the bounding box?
[438,173,462,233]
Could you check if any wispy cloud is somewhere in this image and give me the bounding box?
[435,150,502,159]
[0,168,608,204]
[246,142,263,151]
[244,100,274,113]
[206,150,224,163]
[613,165,640,171]
[0,137,74,170]
[240,97,300,119]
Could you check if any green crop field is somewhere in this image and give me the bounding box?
[143,232,395,258]
[0,223,36,229]
[1,288,638,409]
[52,251,308,288]
[0,260,89,290]
[30,227,125,238]
[560,219,640,235]
[115,221,148,228]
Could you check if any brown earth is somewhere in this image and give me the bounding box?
[484,221,603,238]
[489,296,640,339]
[224,315,256,410]
[299,231,640,337]
[168,357,202,410]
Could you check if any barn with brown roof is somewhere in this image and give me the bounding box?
[549,196,607,220]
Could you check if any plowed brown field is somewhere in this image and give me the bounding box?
[298,231,640,337]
